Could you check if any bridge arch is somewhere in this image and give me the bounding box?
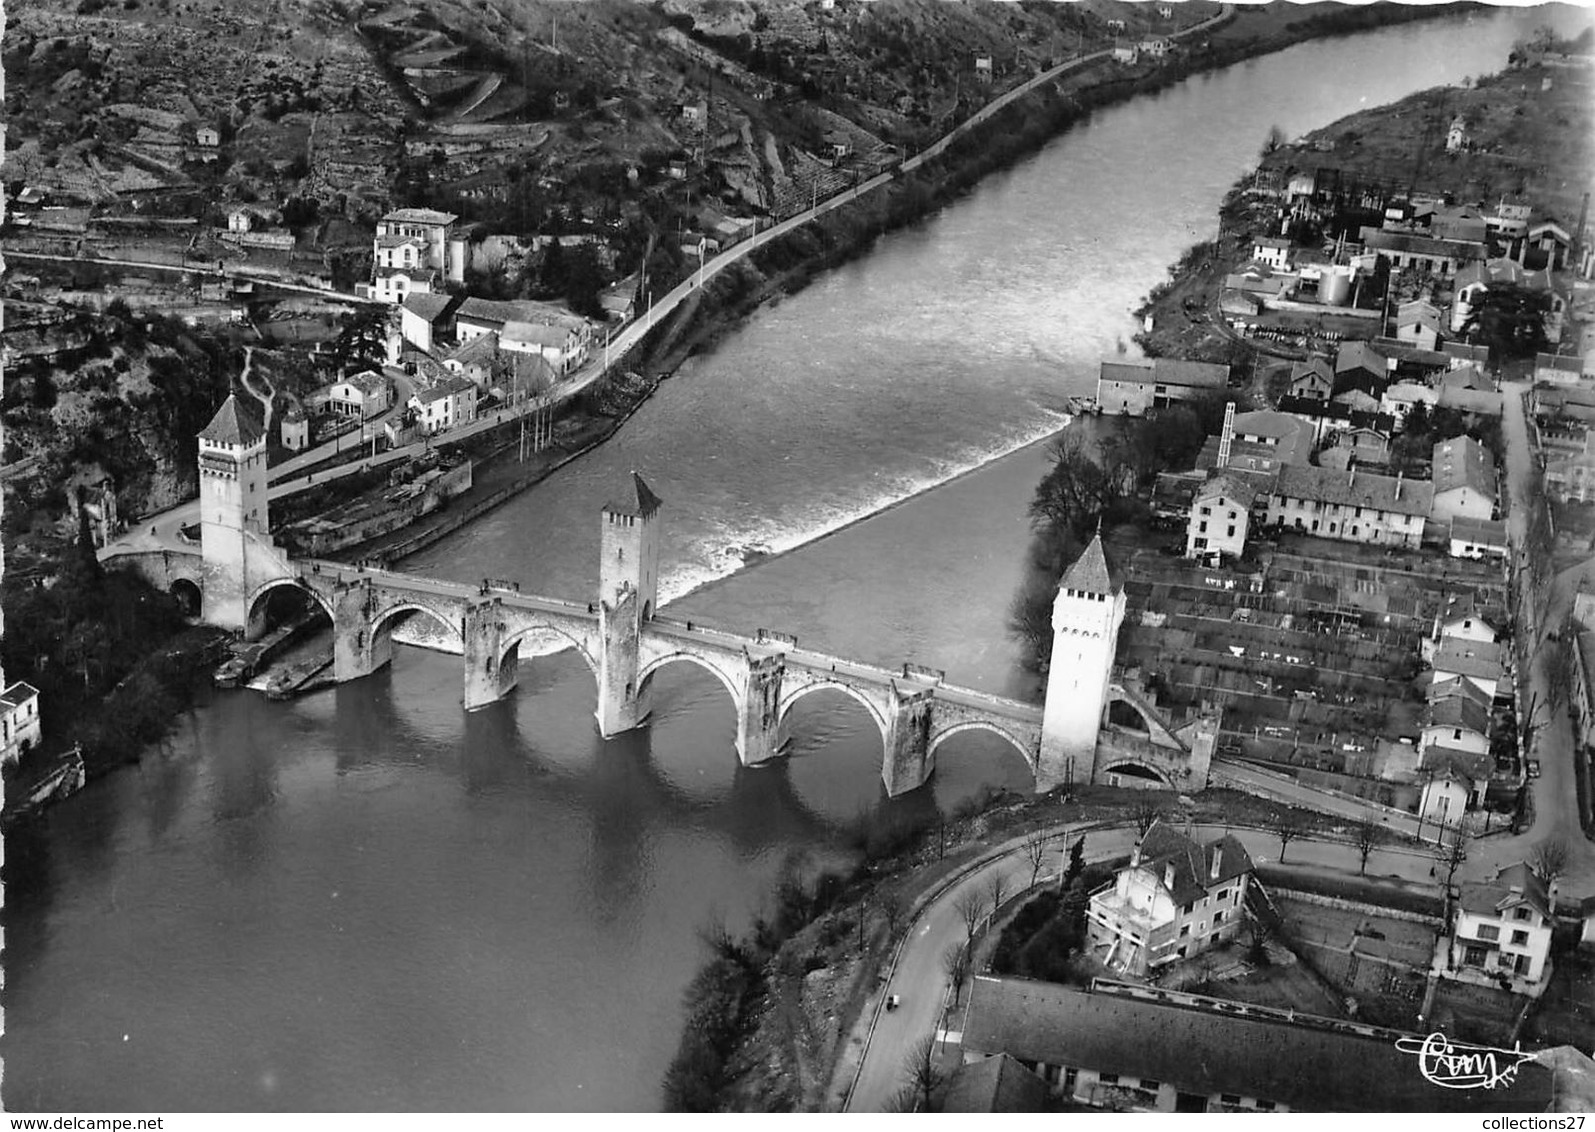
[371,600,463,647]
[246,577,336,625]
[1100,761,1172,788]
[499,621,599,677]
[636,651,742,713]
[170,576,203,617]
[927,720,1037,772]
[777,680,890,747]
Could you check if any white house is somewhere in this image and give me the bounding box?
[1112,45,1138,64]
[1423,594,1500,664]
[1381,380,1438,425]
[1438,863,1555,998]
[1430,436,1496,522]
[408,375,478,435]
[195,126,220,148]
[1445,115,1468,153]
[328,371,393,420]
[1186,475,1253,562]
[280,407,311,452]
[0,671,42,766]
[1085,821,1254,977]
[1250,236,1291,271]
[1449,516,1509,560]
[501,318,593,376]
[1395,300,1443,350]
[371,208,468,304]
[1265,465,1432,548]
[1432,636,1504,701]
[399,292,461,354]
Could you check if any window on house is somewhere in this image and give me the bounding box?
[1227,526,1236,538]
[1179,925,1190,938]
[1256,1100,1276,1112]
[1514,908,1532,922]
[1213,910,1225,926]
[1099,1073,1120,1086]
[1220,1094,1242,1106]
[1141,1079,1161,1091]
[1464,945,1488,966]
[1477,924,1499,941]
[1454,729,1463,741]
[1511,930,1529,946]
[1181,902,1193,916]
[1198,521,1208,533]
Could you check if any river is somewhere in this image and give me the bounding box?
[4,6,1581,1112]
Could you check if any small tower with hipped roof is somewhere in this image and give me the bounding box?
[1038,533,1126,790]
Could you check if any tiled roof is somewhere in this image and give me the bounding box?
[1421,744,1493,783]
[1134,819,1253,907]
[1432,436,1496,498]
[402,292,458,322]
[941,1054,1050,1113]
[1450,516,1507,546]
[1335,340,1387,378]
[1458,863,1551,919]
[1433,637,1503,682]
[382,207,458,225]
[446,331,499,368]
[1360,226,1486,261]
[960,978,1551,1112]
[1290,357,1333,388]
[1196,472,1257,509]
[1423,692,1490,736]
[503,320,576,349]
[199,394,265,445]
[1060,534,1118,595]
[376,233,424,249]
[1271,464,1433,518]
[1098,358,1229,390]
[1428,674,1492,713]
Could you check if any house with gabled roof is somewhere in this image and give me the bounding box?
[1437,863,1556,997]
[1333,341,1390,398]
[0,669,42,766]
[1432,635,1504,701]
[399,291,463,354]
[1424,594,1502,664]
[1430,436,1496,522]
[1288,357,1333,402]
[1186,475,1253,563]
[1085,820,1254,977]
[1395,300,1443,350]
[1546,431,1595,503]
[1265,464,1432,548]
[1096,359,1229,417]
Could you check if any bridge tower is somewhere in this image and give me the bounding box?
[595,472,662,736]
[198,394,271,632]
[1038,534,1125,791]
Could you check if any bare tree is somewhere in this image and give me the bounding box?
[902,1035,944,1113]
[987,871,1009,915]
[881,893,907,940]
[943,942,971,1005]
[1438,826,1470,892]
[1022,830,1050,891]
[955,889,988,949]
[1353,820,1384,876]
[1131,796,1164,837]
[1530,837,1570,888]
[1268,809,1309,863]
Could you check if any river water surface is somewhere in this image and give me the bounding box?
[4,7,1580,1111]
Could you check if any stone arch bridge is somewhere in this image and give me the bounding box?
[103,488,1215,798]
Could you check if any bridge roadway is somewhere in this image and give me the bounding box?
[299,558,1042,724]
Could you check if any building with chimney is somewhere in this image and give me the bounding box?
[1264,465,1431,547]
[1085,819,1255,976]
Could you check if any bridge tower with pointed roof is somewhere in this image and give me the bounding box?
[596,472,663,735]
[198,393,272,631]
[1038,533,1126,790]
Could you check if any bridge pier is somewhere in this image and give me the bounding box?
[596,583,649,736]
[463,599,519,711]
[881,683,936,797]
[735,653,786,765]
[333,579,392,683]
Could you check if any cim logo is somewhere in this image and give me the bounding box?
[1395,1032,1538,1091]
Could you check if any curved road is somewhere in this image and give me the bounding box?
[840,818,1445,1112]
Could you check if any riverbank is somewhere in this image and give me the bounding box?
[339,3,1471,574]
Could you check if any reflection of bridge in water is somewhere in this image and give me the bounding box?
[107,397,1221,797]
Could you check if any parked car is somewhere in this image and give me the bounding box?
[1528,760,1542,779]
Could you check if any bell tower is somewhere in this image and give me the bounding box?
[595,472,662,736]
[1038,534,1125,791]
[198,394,269,631]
